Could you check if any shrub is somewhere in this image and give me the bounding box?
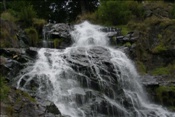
[96,1,131,25]
[0,11,16,22]
[25,27,38,46]
[127,1,145,19]
[117,25,130,35]
[19,4,37,26]
[32,18,47,29]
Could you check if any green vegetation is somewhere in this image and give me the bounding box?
[151,43,167,53]
[15,89,36,103]
[0,76,10,101]
[1,11,16,22]
[151,67,170,75]
[25,27,39,46]
[136,61,147,74]
[53,38,63,48]
[117,25,130,35]
[96,1,131,25]
[0,30,11,47]
[19,4,37,26]
[155,86,175,111]
[123,42,132,47]
[151,63,175,76]
[33,18,47,29]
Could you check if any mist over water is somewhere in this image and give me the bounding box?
[16,21,175,117]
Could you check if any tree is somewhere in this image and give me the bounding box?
[30,0,99,23]
[96,1,131,25]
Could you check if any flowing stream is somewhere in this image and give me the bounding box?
[16,21,175,117]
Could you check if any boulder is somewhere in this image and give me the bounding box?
[42,23,73,48]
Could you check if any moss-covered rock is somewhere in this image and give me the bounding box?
[0,87,61,117]
[128,14,175,77]
[53,38,63,48]
[155,86,175,111]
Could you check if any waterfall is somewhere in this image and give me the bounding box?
[16,21,175,117]
[42,23,52,48]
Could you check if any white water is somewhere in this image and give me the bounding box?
[17,21,175,117]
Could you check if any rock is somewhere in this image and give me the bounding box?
[16,29,30,47]
[25,47,38,58]
[42,23,73,48]
[0,57,23,80]
[46,102,61,115]
[143,2,172,19]
[140,74,175,111]
[0,48,37,84]
[1,88,62,117]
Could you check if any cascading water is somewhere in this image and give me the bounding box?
[16,21,175,117]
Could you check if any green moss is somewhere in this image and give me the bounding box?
[136,61,146,74]
[25,27,38,46]
[151,67,170,75]
[117,25,129,35]
[53,38,63,48]
[157,34,162,40]
[167,63,175,77]
[0,76,10,101]
[155,86,175,110]
[151,43,167,53]
[22,91,36,102]
[123,42,131,47]
[15,89,36,103]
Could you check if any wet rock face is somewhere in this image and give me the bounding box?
[63,46,135,116]
[0,48,37,81]
[65,46,118,90]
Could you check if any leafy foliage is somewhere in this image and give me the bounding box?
[19,5,37,26]
[1,11,16,22]
[96,1,131,25]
